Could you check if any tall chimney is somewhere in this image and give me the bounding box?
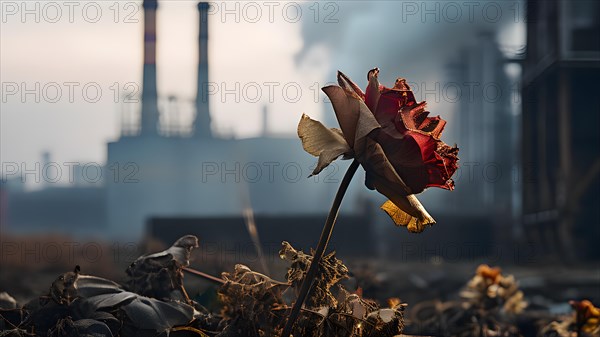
[194,2,212,138]
[140,0,160,136]
[261,105,268,137]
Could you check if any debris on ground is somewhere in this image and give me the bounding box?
[1,237,598,337]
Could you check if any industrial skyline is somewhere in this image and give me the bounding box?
[1,1,525,172]
[2,1,528,242]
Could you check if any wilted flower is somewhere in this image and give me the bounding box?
[460,264,527,315]
[540,300,600,337]
[570,300,600,335]
[299,68,459,232]
[476,264,502,284]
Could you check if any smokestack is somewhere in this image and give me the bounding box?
[140,0,160,136]
[194,2,212,138]
[261,105,268,137]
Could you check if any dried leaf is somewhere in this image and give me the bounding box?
[127,235,199,302]
[74,275,124,298]
[137,235,199,266]
[80,291,195,331]
[48,317,114,337]
[280,241,348,309]
[218,264,288,336]
[0,292,17,310]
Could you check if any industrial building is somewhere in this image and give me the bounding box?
[521,0,600,260]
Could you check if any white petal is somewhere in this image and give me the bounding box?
[297,114,352,176]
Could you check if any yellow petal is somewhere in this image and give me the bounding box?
[381,198,435,233]
[358,137,435,230]
[297,114,352,176]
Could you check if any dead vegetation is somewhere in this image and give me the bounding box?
[0,236,598,337]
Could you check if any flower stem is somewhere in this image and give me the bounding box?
[280,159,360,337]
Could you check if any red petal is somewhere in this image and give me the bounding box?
[398,103,446,139]
[360,69,459,193]
[375,130,430,193]
[376,128,458,193]
[372,89,405,130]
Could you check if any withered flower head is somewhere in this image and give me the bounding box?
[570,300,600,334]
[476,264,502,284]
[298,69,459,232]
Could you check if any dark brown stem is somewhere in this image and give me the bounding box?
[183,266,226,285]
[280,160,360,337]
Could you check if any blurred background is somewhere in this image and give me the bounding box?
[1,0,599,308]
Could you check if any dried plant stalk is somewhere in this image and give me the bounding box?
[281,159,359,337]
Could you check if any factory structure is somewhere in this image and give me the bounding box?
[106,0,346,239]
[520,0,600,260]
[1,0,349,241]
[1,0,545,262]
[442,32,520,251]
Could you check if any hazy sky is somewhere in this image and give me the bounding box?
[1,1,329,167]
[1,0,524,170]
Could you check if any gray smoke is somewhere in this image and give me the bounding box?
[296,1,521,84]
